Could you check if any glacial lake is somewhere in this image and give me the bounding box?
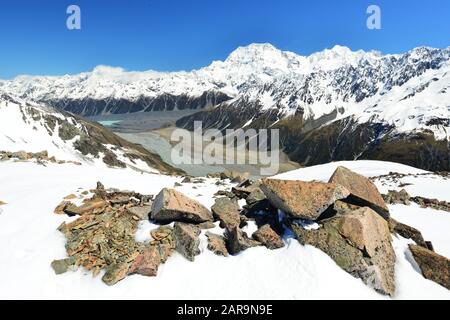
[89,111,300,178]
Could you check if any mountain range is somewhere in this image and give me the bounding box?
[1,43,449,171]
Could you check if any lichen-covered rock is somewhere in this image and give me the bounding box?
[409,244,450,290]
[151,188,213,224]
[102,262,131,286]
[225,227,260,255]
[206,232,229,257]
[388,218,429,249]
[252,224,284,250]
[329,166,389,217]
[211,197,241,230]
[290,207,396,296]
[383,189,411,205]
[173,223,201,262]
[261,179,350,220]
[127,205,152,220]
[63,198,109,216]
[51,257,75,275]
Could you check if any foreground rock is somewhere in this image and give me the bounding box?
[225,227,260,255]
[252,224,284,250]
[206,232,229,257]
[211,197,241,230]
[261,179,350,220]
[220,170,250,183]
[173,223,201,262]
[383,189,411,205]
[151,188,213,224]
[290,207,396,296]
[409,245,450,290]
[128,245,161,277]
[388,218,430,250]
[52,183,165,286]
[329,166,389,217]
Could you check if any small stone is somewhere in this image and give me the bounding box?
[211,197,241,230]
[151,226,173,241]
[197,221,216,230]
[252,224,284,250]
[127,205,152,220]
[102,262,131,286]
[151,188,213,224]
[51,258,75,275]
[409,244,450,290]
[329,166,389,217]
[129,246,161,277]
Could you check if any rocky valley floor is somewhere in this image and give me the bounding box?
[0,159,449,299]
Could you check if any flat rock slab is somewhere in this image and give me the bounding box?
[127,205,152,220]
[261,179,350,220]
[409,244,450,290]
[329,166,389,217]
[226,227,260,255]
[151,188,213,224]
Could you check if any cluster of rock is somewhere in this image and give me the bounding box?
[383,189,450,213]
[0,150,81,166]
[51,167,449,294]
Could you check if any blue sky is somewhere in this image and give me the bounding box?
[0,0,449,79]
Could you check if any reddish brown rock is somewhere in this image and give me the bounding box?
[409,244,450,290]
[151,188,213,224]
[252,224,284,250]
[261,179,350,220]
[329,166,389,217]
[225,227,260,255]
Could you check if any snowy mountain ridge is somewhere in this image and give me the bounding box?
[0,44,449,131]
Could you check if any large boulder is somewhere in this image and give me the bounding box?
[261,179,350,220]
[409,244,450,290]
[151,188,213,224]
[290,207,396,296]
[252,224,284,250]
[225,227,260,255]
[206,232,229,257]
[329,166,389,218]
[211,197,241,230]
[173,223,201,262]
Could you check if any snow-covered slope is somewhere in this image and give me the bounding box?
[0,93,180,174]
[0,160,448,299]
